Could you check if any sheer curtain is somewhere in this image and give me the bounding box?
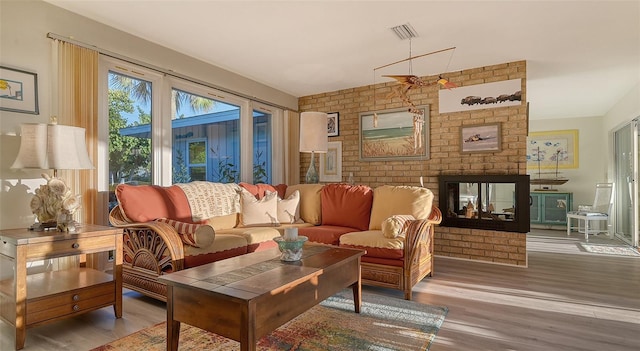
[286,110,300,185]
[52,40,99,225]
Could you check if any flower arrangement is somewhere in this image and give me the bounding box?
[30,173,81,231]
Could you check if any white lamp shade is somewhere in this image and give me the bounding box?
[299,112,328,153]
[11,123,94,170]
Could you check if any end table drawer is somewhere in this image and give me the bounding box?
[26,282,115,325]
[27,236,115,259]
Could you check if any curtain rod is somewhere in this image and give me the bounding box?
[47,32,292,112]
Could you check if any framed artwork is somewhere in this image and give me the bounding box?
[327,112,339,136]
[460,123,502,153]
[439,78,521,114]
[359,105,429,161]
[527,129,579,169]
[0,66,39,114]
[320,141,342,182]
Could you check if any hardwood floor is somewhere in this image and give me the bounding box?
[1,228,638,350]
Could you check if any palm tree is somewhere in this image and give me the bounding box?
[109,74,214,119]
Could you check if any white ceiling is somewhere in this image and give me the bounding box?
[44,0,639,120]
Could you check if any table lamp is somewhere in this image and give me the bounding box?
[299,112,328,183]
[11,122,94,231]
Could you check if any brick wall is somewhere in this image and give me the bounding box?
[298,61,528,266]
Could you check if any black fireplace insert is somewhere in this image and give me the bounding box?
[439,175,530,233]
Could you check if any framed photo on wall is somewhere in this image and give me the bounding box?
[359,105,429,161]
[320,141,342,182]
[0,66,39,114]
[327,112,339,136]
[460,123,502,153]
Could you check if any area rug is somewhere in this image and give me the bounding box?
[91,291,447,351]
[579,243,640,257]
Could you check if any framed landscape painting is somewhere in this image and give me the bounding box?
[359,105,429,161]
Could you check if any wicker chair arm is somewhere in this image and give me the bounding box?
[108,205,185,261]
[404,205,441,262]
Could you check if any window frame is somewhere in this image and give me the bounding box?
[98,56,286,192]
[98,57,163,191]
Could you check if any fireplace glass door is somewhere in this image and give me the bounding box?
[439,175,530,233]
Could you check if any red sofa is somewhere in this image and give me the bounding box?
[109,181,441,301]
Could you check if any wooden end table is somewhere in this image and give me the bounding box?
[0,224,123,350]
[159,244,364,351]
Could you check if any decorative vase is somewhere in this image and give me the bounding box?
[273,236,308,261]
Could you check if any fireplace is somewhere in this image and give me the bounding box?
[438,175,530,233]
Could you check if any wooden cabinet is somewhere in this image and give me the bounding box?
[0,224,122,350]
[530,192,573,226]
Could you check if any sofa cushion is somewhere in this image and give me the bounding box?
[285,184,324,225]
[204,213,239,231]
[277,190,302,224]
[239,182,287,199]
[183,234,249,268]
[381,215,415,239]
[339,230,404,260]
[240,189,278,226]
[271,223,315,236]
[298,225,359,245]
[369,186,433,230]
[321,184,373,231]
[218,226,280,246]
[115,184,193,223]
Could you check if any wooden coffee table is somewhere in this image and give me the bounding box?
[159,244,364,351]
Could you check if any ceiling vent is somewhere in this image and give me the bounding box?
[390,23,419,40]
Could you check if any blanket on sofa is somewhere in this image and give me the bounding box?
[176,182,241,222]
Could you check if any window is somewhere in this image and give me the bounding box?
[186,140,207,181]
[253,108,272,184]
[168,84,243,184]
[106,70,155,188]
[99,57,285,212]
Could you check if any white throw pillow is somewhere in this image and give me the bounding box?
[240,189,279,226]
[277,190,302,224]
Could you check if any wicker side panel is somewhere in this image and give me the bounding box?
[360,262,404,290]
[123,268,168,302]
[122,228,178,301]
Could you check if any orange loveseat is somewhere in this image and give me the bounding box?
[109,181,441,301]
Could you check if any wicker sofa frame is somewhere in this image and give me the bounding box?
[110,204,441,301]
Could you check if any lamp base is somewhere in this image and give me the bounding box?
[305,151,319,184]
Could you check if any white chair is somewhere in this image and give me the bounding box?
[566,183,614,242]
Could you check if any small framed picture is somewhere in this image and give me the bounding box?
[327,112,339,137]
[320,141,342,182]
[460,123,501,153]
[0,66,39,114]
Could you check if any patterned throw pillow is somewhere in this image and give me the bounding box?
[240,189,279,226]
[277,190,302,224]
[381,215,416,239]
[154,218,215,247]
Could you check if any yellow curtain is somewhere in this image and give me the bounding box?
[54,40,99,225]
